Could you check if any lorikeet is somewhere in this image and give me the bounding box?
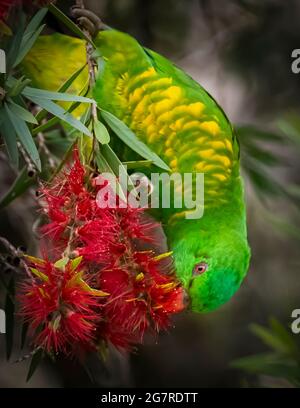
[22,24,250,313]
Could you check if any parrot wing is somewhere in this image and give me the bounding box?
[143,47,234,138]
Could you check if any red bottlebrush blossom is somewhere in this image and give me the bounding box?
[19,256,106,354]
[20,146,186,355]
[99,253,186,350]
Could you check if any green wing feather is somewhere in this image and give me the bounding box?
[94,30,240,211]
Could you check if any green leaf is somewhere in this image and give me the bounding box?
[231,353,300,385]
[70,256,83,271]
[34,99,86,136]
[95,148,129,202]
[242,160,282,197]
[32,116,58,135]
[100,109,171,171]
[48,4,95,48]
[22,86,94,104]
[26,96,92,137]
[94,119,110,144]
[8,100,38,124]
[4,103,41,171]
[6,14,25,71]
[35,64,87,123]
[23,8,47,38]
[242,142,283,167]
[123,160,153,169]
[0,109,19,167]
[250,323,291,354]
[7,76,32,98]
[236,125,285,144]
[54,257,69,270]
[231,352,281,371]
[58,64,87,94]
[14,24,46,67]
[100,144,137,200]
[0,167,34,210]
[26,348,44,382]
[95,150,114,173]
[5,277,15,360]
[269,318,300,359]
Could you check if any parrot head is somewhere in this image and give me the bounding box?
[168,220,250,313]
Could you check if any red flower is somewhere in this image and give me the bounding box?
[20,146,186,355]
[19,256,105,354]
[99,252,186,350]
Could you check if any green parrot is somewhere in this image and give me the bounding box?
[22,22,250,313]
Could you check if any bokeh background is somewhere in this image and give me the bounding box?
[0,0,300,387]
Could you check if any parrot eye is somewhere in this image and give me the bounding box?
[193,262,208,276]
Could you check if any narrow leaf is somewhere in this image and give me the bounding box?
[23,86,94,104]
[14,24,46,67]
[8,100,38,124]
[59,64,87,94]
[269,318,300,359]
[6,15,25,71]
[95,150,127,202]
[250,323,290,354]
[4,103,41,171]
[48,4,95,47]
[123,160,153,169]
[70,256,83,271]
[27,96,92,137]
[94,119,110,144]
[54,257,69,270]
[30,267,49,282]
[7,77,32,98]
[35,64,87,123]
[23,8,47,38]
[26,348,44,382]
[100,109,171,171]
[0,109,19,167]
[22,86,95,103]
[101,144,137,200]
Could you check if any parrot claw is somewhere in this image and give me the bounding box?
[70,6,105,36]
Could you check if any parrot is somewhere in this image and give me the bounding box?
[21,11,251,313]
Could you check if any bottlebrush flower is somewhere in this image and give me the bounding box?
[20,146,186,355]
[19,255,107,354]
[99,252,186,350]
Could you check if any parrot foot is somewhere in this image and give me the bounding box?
[70,6,105,37]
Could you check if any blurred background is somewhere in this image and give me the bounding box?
[0,0,300,388]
